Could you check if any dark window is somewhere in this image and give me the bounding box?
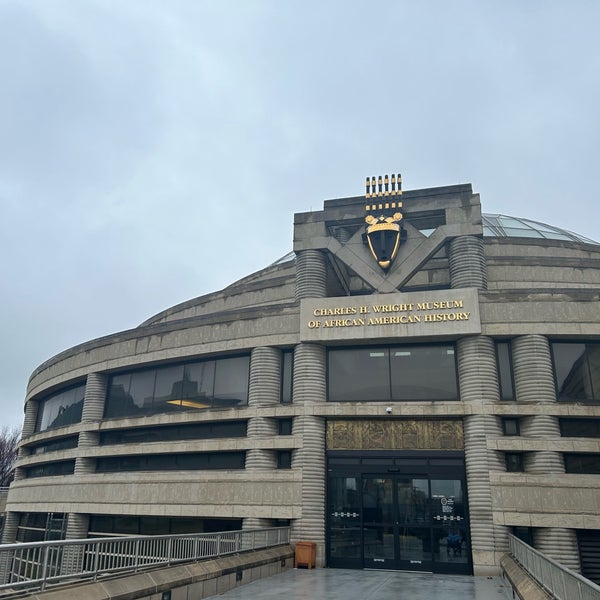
[328,344,458,402]
[559,419,600,438]
[35,384,85,432]
[496,342,515,400]
[25,460,75,478]
[552,342,600,403]
[88,514,241,537]
[502,418,520,436]
[17,513,66,542]
[329,347,390,401]
[277,451,292,469]
[505,453,524,472]
[564,454,600,474]
[214,357,250,406]
[29,435,78,455]
[281,351,293,403]
[99,421,247,445]
[278,418,293,436]
[105,356,250,419]
[96,452,245,473]
[390,346,457,401]
[512,526,533,546]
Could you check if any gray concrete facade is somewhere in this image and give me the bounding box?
[5,181,600,580]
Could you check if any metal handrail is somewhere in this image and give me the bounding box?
[0,526,290,594]
[508,534,600,600]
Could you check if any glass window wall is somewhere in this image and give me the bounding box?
[105,355,250,418]
[35,384,85,432]
[328,345,458,402]
[552,342,600,403]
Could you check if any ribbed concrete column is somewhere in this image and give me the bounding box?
[74,431,99,475]
[0,512,20,583]
[512,335,579,571]
[333,228,350,244]
[248,347,281,407]
[295,250,326,301]
[243,518,275,530]
[290,343,326,565]
[21,400,39,438]
[512,335,564,473]
[62,513,90,575]
[1,512,19,544]
[82,373,107,422]
[533,528,581,572]
[457,336,509,574]
[449,235,487,289]
[245,347,280,473]
[66,513,89,539]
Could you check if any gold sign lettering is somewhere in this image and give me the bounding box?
[305,298,471,330]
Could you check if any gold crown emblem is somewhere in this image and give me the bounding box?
[364,174,404,270]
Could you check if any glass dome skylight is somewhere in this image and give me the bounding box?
[482,214,597,244]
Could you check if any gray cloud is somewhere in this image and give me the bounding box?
[0,0,598,426]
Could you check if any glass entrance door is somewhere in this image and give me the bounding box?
[363,476,433,570]
[328,472,471,574]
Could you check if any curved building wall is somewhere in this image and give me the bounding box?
[6,183,600,580]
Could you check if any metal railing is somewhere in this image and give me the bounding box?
[509,534,600,600]
[0,526,290,595]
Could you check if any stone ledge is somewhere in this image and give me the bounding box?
[28,545,294,600]
[500,554,553,600]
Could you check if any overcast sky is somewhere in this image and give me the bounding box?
[1,1,599,428]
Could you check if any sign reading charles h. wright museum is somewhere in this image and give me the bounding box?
[300,288,481,342]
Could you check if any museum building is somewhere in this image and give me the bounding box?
[4,178,600,580]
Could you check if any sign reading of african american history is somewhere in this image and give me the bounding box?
[300,288,481,342]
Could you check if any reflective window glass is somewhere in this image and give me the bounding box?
[183,361,216,408]
[559,419,600,438]
[328,348,390,401]
[505,453,524,472]
[128,371,157,415]
[281,351,293,403]
[36,385,85,432]
[104,355,250,418]
[390,346,457,400]
[564,453,600,474]
[552,342,600,403]
[153,365,185,411]
[502,418,520,436]
[214,356,250,407]
[496,342,515,400]
[329,345,458,402]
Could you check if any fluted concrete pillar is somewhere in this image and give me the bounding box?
[448,235,487,289]
[457,336,509,574]
[74,431,99,475]
[295,250,326,301]
[1,511,19,544]
[293,249,327,564]
[0,512,20,583]
[65,513,89,539]
[82,373,107,422]
[512,335,579,571]
[243,518,274,530]
[512,335,564,473]
[62,513,90,575]
[533,528,580,573]
[21,400,39,438]
[290,343,326,565]
[245,347,280,473]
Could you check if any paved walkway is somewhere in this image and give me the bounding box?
[206,568,512,599]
